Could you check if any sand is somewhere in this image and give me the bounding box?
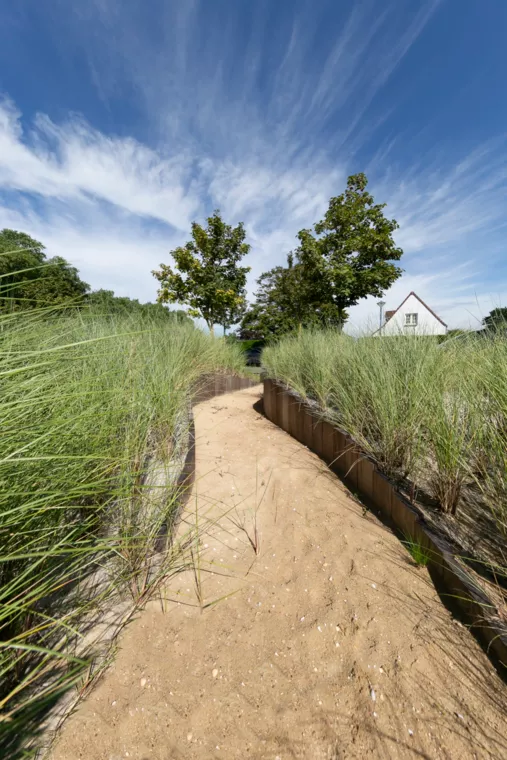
[50,385,507,760]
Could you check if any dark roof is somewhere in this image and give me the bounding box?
[385,291,447,328]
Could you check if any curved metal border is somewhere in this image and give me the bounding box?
[263,378,507,675]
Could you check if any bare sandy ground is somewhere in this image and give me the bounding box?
[50,385,507,760]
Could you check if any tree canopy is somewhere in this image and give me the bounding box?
[241,173,403,338]
[0,229,89,309]
[0,230,190,324]
[482,307,507,332]
[240,253,325,339]
[153,211,250,335]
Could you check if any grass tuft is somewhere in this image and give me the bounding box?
[402,535,431,567]
[0,306,244,757]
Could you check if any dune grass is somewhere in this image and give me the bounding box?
[263,328,507,555]
[0,306,244,757]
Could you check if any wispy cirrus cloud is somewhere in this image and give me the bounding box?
[0,0,505,328]
[379,137,507,254]
[0,100,199,230]
[63,0,442,160]
[0,92,506,324]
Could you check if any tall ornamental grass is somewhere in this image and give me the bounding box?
[475,335,507,536]
[263,328,506,531]
[0,306,244,757]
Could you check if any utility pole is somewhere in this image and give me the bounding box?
[377,300,385,336]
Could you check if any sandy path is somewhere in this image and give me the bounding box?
[51,386,507,760]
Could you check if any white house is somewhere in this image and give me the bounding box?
[376,292,447,336]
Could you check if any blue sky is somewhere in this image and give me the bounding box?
[0,0,506,329]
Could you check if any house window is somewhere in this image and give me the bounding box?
[405,313,418,326]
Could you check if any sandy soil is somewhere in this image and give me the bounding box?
[50,385,507,760]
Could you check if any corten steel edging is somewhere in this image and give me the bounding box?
[288,395,305,444]
[280,389,290,433]
[263,377,275,422]
[263,378,507,673]
[193,373,258,404]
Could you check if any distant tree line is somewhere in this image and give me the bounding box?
[0,229,191,323]
[441,310,507,339]
[86,289,191,323]
[482,307,507,332]
[0,229,88,310]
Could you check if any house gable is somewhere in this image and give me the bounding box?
[379,292,447,336]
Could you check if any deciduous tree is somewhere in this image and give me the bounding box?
[241,173,403,337]
[0,229,89,309]
[153,211,250,336]
[241,254,325,338]
[295,172,403,326]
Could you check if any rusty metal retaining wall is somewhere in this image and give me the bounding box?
[193,373,259,404]
[263,378,507,673]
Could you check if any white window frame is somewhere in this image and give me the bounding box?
[405,313,418,326]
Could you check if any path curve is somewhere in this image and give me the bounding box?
[51,386,507,760]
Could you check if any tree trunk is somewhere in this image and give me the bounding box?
[208,322,215,337]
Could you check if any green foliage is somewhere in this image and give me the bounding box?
[402,535,431,567]
[482,307,507,332]
[0,309,244,756]
[87,289,192,324]
[0,229,89,309]
[153,210,251,335]
[0,228,45,260]
[264,331,438,480]
[437,329,471,344]
[263,330,482,511]
[241,253,332,339]
[242,174,403,338]
[238,339,265,352]
[296,173,403,320]
[264,328,507,594]
[473,335,507,534]
[220,286,248,335]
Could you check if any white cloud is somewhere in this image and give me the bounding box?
[378,138,507,254]
[0,199,179,301]
[62,0,442,162]
[0,0,506,330]
[0,100,199,230]
[0,94,506,329]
